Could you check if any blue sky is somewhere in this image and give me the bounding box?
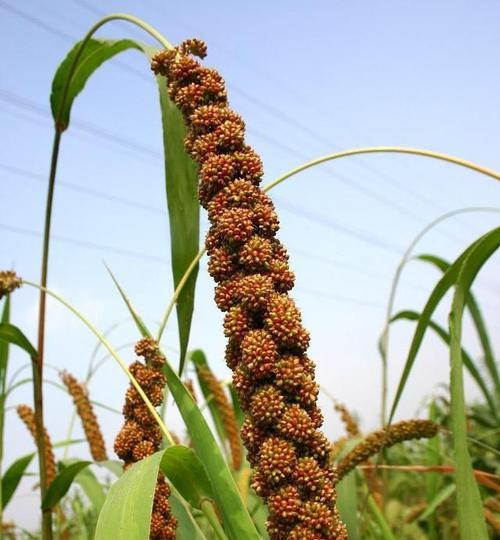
[1,0,499,529]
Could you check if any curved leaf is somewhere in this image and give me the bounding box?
[388,236,483,422]
[1,452,34,509]
[95,452,160,540]
[0,322,37,359]
[448,228,500,539]
[51,38,141,130]
[391,310,498,421]
[418,253,499,398]
[160,445,213,509]
[41,460,92,510]
[62,458,106,513]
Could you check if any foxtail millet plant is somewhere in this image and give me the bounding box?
[198,365,242,470]
[336,419,439,481]
[114,338,176,540]
[152,40,347,540]
[60,371,108,462]
[16,404,57,486]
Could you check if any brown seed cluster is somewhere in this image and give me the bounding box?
[334,402,360,438]
[198,366,242,470]
[152,40,347,539]
[0,270,22,299]
[16,404,56,486]
[114,338,176,540]
[60,371,107,462]
[336,419,439,480]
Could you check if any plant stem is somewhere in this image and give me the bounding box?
[33,15,172,536]
[264,146,500,192]
[25,280,175,446]
[200,499,229,540]
[35,129,62,540]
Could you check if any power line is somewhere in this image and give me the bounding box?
[0,222,385,309]
[0,162,164,215]
[0,1,457,232]
[0,222,170,264]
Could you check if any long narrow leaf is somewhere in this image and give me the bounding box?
[391,310,498,420]
[448,228,500,539]
[42,461,92,510]
[419,254,499,398]
[388,236,483,422]
[0,323,37,359]
[62,458,106,513]
[337,471,359,540]
[1,453,34,509]
[144,45,200,374]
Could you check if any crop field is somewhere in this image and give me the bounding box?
[0,2,499,539]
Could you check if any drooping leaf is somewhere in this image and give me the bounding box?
[160,445,213,509]
[51,38,141,130]
[42,460,92,510]
[1,452,34,509]
[391,310,498,421]
[95,452,161,539]
[62,458,106,513]
[388,236,483,423]
[448,228,500,539]
[418,253,499,398]
[0,322,37,359]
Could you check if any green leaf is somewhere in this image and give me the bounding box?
[391,310,498,421]
[161,359,260,540]
[160,445,213,509]
[448,228,500,539]
[95,452,161,540]
[169,491,208,540]
[418,483,455,522]
[418,254,500,399]
[97,459,123,478]
[367,494,396,540]
[1,452,34,509]
[0,295,11,390]
[229,383,244,429]
[0,322,37,359]
[150,50,200,375]
[105,265,152,338]
[42,460,92,510]
[62,458,106,513]
[388,236,483,423]
[190,350,228,448]
[336,471,359,540]
[51,38,141,130]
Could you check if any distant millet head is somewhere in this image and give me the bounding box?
[114,338,176,540]
[152,40,347,539]
[60,371,107,462]
[0,271,22,300]
[336,419,439,480]
[16,404,57,486]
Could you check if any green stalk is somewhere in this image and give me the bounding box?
[34,14,172,537]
